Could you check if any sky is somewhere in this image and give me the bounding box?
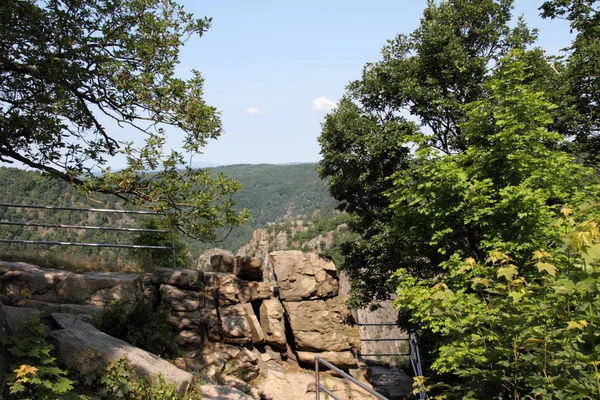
[5,1,575,171]
[163,0,573,167]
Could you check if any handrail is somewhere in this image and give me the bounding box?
[315,356,388,400]
[0,203,176,268]
[0,203,159,214]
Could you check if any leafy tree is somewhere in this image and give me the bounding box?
[541,0,600,162]
[0,0,247,240]
[130,217,190,270]
[318,0,541,306]
[391,51,600,398]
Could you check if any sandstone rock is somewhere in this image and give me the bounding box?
[156,268,203,290]
[270,251,338,301]
[297,351,357,368]
[257,368,380,400]
[140,273,158,303]
[210,254,237,274]
[236,256,263,281]
[218,275,243,305]
[200,384,254,400]
[259,298,286,350]
[209,274,270,306]
[160,284,215,311]
[171,308,220,341]
[175,329,205,348]
[198,248,235,271]
[0,306,43,335]
[47,316,193,394]
[0,262,144,307]
[282,300,352,352]
[186,342,260,384]
[219,303,264,345]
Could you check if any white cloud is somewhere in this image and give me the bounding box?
[244,107,264,115]
[311,96,337,111]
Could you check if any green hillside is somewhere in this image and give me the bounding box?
[0,164,338,268]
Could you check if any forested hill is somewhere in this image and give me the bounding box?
[0,163,338,262]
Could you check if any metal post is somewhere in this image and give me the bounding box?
[315,357,320,400]
[170,224,176,269]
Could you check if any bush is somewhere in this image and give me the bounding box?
[93,300,179,359]
[86,357,180,400]
[1,316,78,399]
[130,217,191,271]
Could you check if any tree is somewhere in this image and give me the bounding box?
[318,0,543,306]
[0,0,248,240]
[130,217,190,270]
[541,0,600,163]
[391,50,600,399]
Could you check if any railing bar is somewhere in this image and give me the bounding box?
[317,385,341,400]
[316,357,388,400]
[360,338,409,342]
[0,203,159,215]
[356,323,397,326]
[358,353,411,357]
[0,239,170,249]
[0,221,169,233]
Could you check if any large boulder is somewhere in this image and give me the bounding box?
[0,262,142,307]
[185,342,260,384]
[236,257,263,281]
[200,384,255,400]
[259,299,286,350]
[169,308,221,342]
[156,268,203,290]
[208,254,264,280]
[282,299,353,352]
[48,313,193,395]
[204,273,270,306]
[219,304,264,345]
[160,284,215,311]
[270,251,338,301]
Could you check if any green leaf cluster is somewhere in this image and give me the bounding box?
[92,300,180,359]
[1,315,77,399]
[390,51,600,398]
[0,0,248,241]
[318,0,543,306]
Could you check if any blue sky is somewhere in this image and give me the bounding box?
[162,0,573,167]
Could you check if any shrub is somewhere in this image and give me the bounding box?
[93,300,179,359]
[1,316,77,399]
[130,217,191,271]
[86,357,180,400]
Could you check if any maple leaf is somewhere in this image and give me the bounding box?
[537,262,557,277]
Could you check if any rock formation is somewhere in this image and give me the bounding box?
[0,251,366,398]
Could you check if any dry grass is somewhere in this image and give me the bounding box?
[0,248,142,274]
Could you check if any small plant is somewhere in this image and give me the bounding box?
[87,357,181,400]
[93,300,180,359]
[93,357,136,399]
[1,315,77,399]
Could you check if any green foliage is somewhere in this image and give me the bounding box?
[541,0,600,162]
[318,0,545,307]
[130,217,191,271]
[0,0,247,240]
[93,300,179,359]
[0,163,338,265]
[1,316,77,399]
[86,357,180,400]
[390,51,600,398]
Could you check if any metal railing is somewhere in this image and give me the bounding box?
[315,356,389,400]
[0,203,176,268]
[355,322,427,399]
